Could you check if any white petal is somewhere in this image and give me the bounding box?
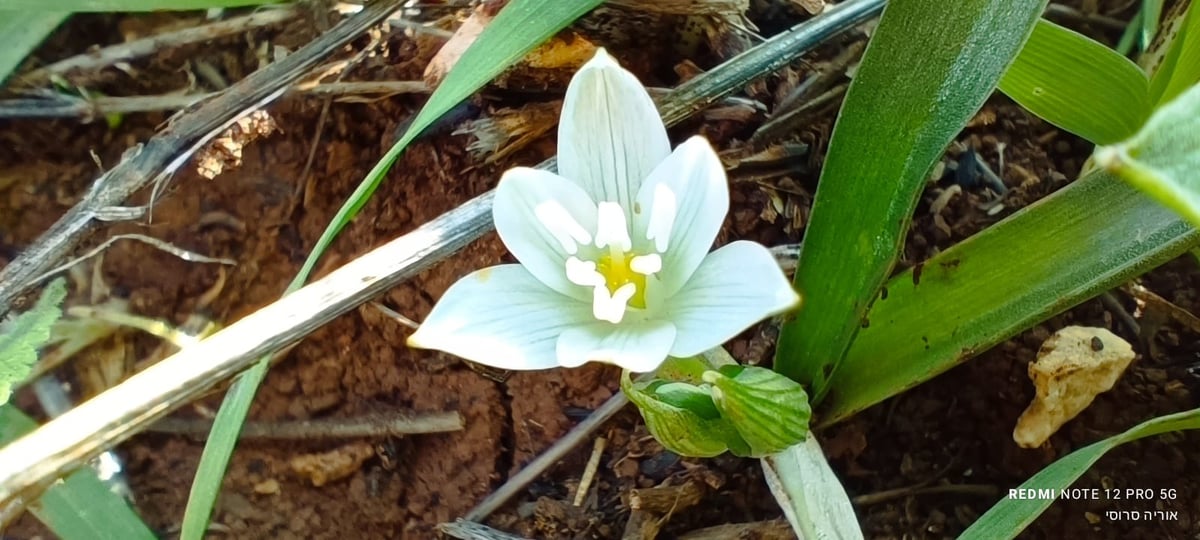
[558,48,670,217]
[662,241,800,357]
[633,136,729,297]
[493,167,598,300]
[407,265,593,370]
[556,319,677,372]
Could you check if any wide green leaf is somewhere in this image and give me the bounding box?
[1094,81,1200,228]
[181,1,602,538]
[0,406,155,540]
[960,407,1200,539]
[821,168,1197,426]
[0,11,69,85]
[999,19,1151,145]
[775,0,1047,397]
[0,0,279,11]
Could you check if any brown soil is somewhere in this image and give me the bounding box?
[2,3,1197,540]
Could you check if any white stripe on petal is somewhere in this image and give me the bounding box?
[594,201,632,251]
[662,241,800,357]
[558,48,670,220]
[407,265,594,370]
[645,182,677,253]
[494,167,598,301]
[556,319,677,372]
[633,137,729,298]
[535,201,592,254]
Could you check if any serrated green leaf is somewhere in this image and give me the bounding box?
[0,278,66,405]
[999,19,1151,145]
[776,0,1048,398]
[0,11,69,85]
[1094,82,1200,228]
[961,408,1200,539]
[1,405,156,540]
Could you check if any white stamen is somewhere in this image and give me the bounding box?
[534,201,593,254]
[646,183,676,253]
[594,201,632,251]
[565,256,606,287]
[629,254,662,275]
[592,283,636,323]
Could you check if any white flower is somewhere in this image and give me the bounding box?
[407,49,799,373]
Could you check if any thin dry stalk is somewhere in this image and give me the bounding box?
[18,7,301,86]
[0,0,404,317]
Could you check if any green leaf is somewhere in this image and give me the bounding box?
[0,11,69,85]
[1142,0,1164,49]
[999,19,1151,145]
[621,371,746,458]
[821,167,1197,426]
[181,1,602,537]
[0,405,156,540]
[775,0,1048,397]
[961,408,1200,539]
[1,0,280,11]
[1094,81,1200,228]
[762,436,863,540]
[704,365,810,456]
[0,278,66,405]
[1148,0,1199,105]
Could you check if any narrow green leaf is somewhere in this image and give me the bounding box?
[1095,82,1200,228]
[0,406,156,540]
[961,408,1200,539]
[821,169,1197,426]
[0,278,67,405]
[1,0,279,11]
[999,19,1151,145]
[1142,0,1164,49]
[762,436,863,540]
[775,0,1047,396]
[0,11,69,85]
[1148,1,1199,105]
[181,1,601,537]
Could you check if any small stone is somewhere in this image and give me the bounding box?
[1085,512,1101,524]
[253,478,280,495]
[1013,326,1135,448]
[289,441,375,487]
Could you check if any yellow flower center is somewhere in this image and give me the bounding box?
[597,251,647,309]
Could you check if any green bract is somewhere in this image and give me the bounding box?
[621,361,810,458]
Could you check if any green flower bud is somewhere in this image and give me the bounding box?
[703,365,812,456]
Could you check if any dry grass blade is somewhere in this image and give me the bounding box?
[17,6,300,86]
[0,0,403,318]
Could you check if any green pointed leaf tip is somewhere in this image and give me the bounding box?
[998,19,1150,144]
[961,407,1200,539]
[703,366,811,456]
[1094,82,1200,228]
[0,278,67,404]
